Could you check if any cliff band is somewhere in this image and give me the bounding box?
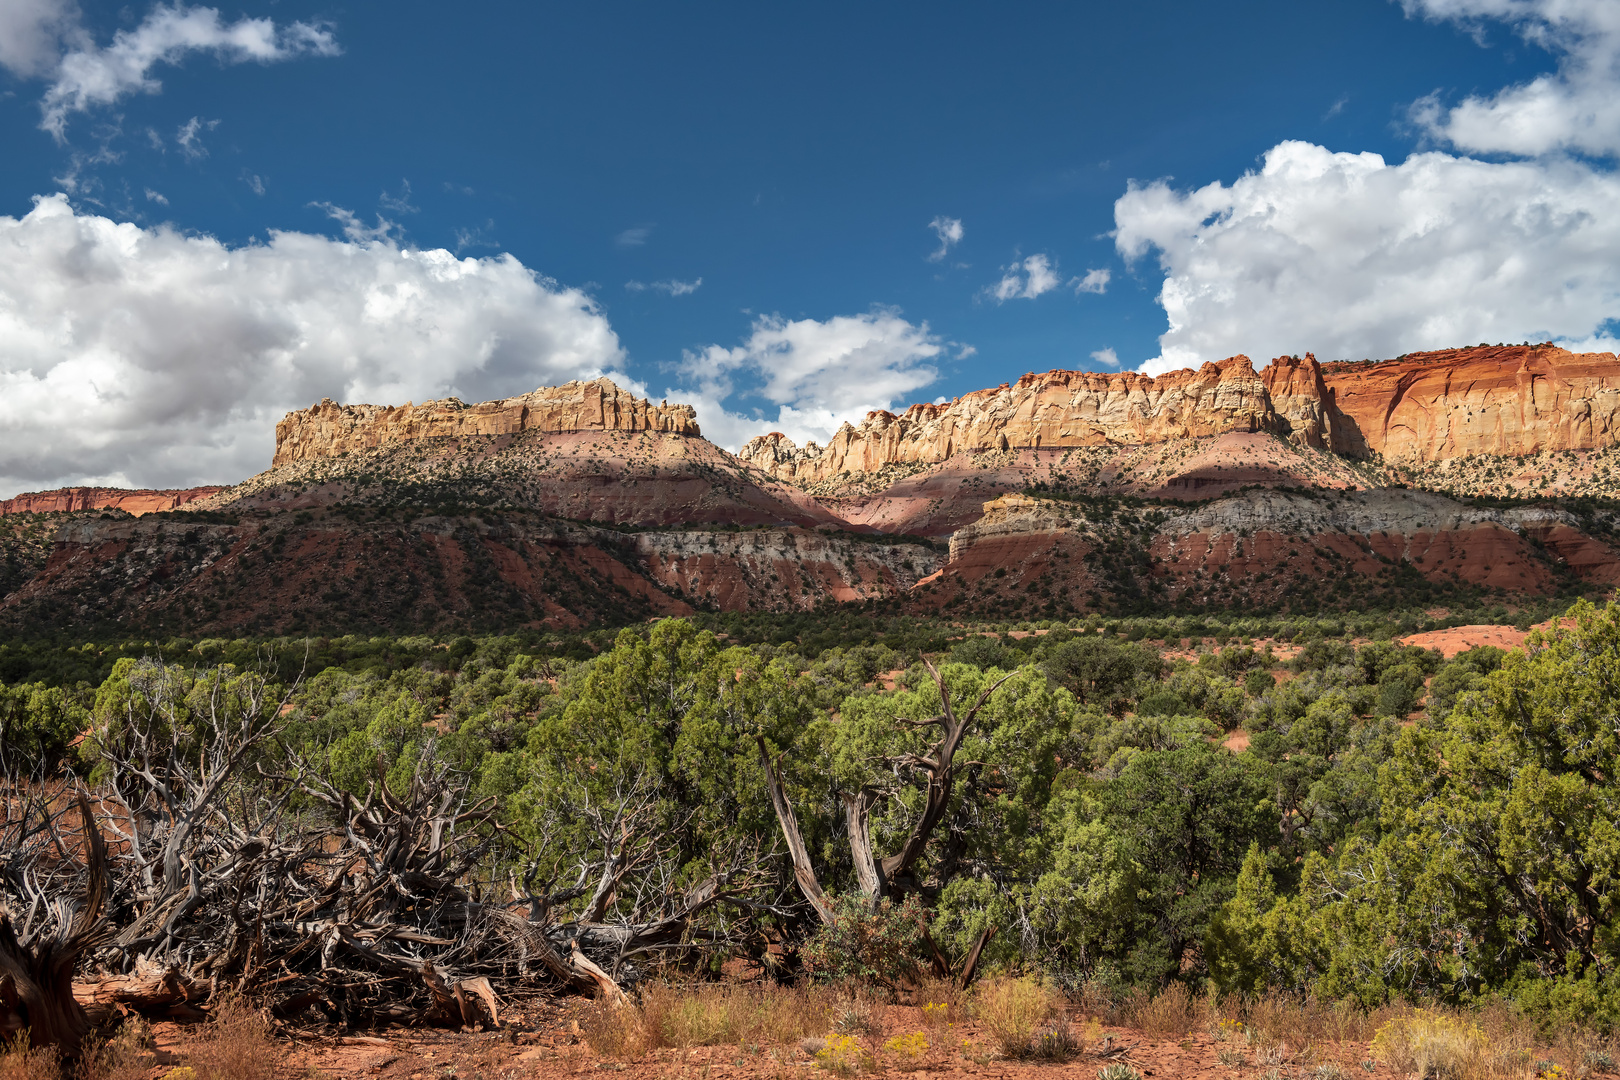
[0,486,225,516]
[274,377,700,466]
[740,345,1620,484]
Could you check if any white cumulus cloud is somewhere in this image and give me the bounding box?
[38,4,339,140]
[671,309,943,450]
[927,215,963,262]
[0,194,624,496]
[1072,268,1110,294]
[989,253,1061,302]
[1089,347,1121,368]
[1405,0,1620,157]
[1114,140,1620,373]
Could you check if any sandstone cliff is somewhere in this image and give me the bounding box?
[741,345,1620,485]
[1318,344,1620,461]
[0,486,225,517]
[740,355,1278,483]
[273,378,699,465]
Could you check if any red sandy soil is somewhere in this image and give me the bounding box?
[1397,617,1587,658]
[138,999,1414,1080]
[1397,624,1530,658]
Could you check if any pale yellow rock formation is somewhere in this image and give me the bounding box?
[273,378,699,465]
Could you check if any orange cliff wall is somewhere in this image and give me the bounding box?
[740,345,1620,484]
[1317,344,1620,461]
[273,377,701,466]
[0,486,226,517]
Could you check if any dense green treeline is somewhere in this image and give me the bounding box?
[4,600,1616,1027]
[0,589,1571,689]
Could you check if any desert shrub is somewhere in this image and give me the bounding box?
[184,996,275,1080]
[1096,1064,1142,1080]
[914,976,966,1027]
[0,1038,58,1080]
[973,976,1054,1059]
[802,893,928,987]
[814,1034,872,1076]
[1120,982,1196,1039]
[80,1018,157,1080]
[828,989,883,1038]
[1369,1010,1533,1080]
[1030,1018,1093,1062]
[586,982,834,1055]
[581,1002,649,1058]
[881,1031,929,1070]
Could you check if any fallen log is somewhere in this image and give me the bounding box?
[72,962,212,1022]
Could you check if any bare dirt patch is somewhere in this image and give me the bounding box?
[1398,624,1529,657]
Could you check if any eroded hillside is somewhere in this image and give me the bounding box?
[5,345,1620,633]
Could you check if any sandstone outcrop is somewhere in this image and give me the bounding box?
[273,378,700,466]
[1261,353,1344,450]
[0,486,225,517]
[1318,344,1620,461]
[945,493,1072,563]
[741,345,1620,486]
[739,355,1278,483]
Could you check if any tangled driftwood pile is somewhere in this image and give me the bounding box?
[0,658,1004,1055]
[0,665,777,1052]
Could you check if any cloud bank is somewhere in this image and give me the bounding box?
[0,195,623,495]
[672,310,942,450]
[1113,1,1620,374]
[1115,141,1620,373]
[1405,0,1620,158]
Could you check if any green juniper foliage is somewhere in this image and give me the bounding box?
[5,600,1619,1027]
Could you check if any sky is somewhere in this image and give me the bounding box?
[2,0,1620,495]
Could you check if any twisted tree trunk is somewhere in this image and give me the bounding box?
[0,795,109,1052]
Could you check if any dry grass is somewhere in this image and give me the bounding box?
[1,1017,159,1080]
[1120,982,1196,1039]
[582,981,837,1058]
[913,976,966,1027]
[827,989,884,1039]
[1244,992,1390,1047]
[77,1019,155,1080]
[0,1037,60,1080]
[971,976,1054,1060]
[1370,1008,1541,1080]
[183,995,276,1080]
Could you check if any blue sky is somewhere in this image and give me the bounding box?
[2,0,1619,492]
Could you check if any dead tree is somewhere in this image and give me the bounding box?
[0,656,793,1035]
[0,787,110,1051]
[758,658,1011,914]
[505,763,783,1003]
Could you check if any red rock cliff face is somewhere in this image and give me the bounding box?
[273,377,700,466]
[741,345,1620,484]
[0,486,225,516]
[740,355,1277,482]
[1317,344,1620,461]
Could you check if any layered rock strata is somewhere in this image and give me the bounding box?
[1319,345,1620,461]
[0,486,225,516]
[742,345,1620,485]
[741,355,1277,483]
[274,378,699,466]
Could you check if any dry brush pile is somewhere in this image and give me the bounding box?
[0,660,784,1055]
